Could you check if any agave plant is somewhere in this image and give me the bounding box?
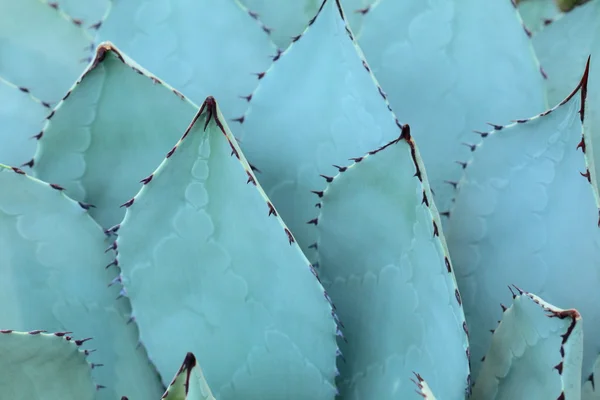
[1,0,600,399]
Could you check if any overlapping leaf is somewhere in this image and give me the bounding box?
[114,97,338,399]
[533,0,600,189]
[472,291,583,400]
[0,78,49,169]
[0,165,164,399]
[446,60,600,378]
[32,43,197,229]
[238,0,403,257]
[0,330,96,400]
[314,127,469,399]
[161,353,216,400]
[96,0,275,118]
[357,0,547,213]
[238,0,375,49]
[0,0,92,103]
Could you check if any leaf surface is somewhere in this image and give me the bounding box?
[0,330,96,400]
[0,165,164,400]
[238,0,403,257]
[314,128,469,399]
[357,0,547,213]
[472,291,583,400]
[32,43,198,229]
[0,0,92,103]
[97,0,275,118]
[446,60,600,378]
[115,97,339,400]
[162,353,216,400]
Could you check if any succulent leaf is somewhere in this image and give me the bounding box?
[582,354,600,399]
[0,165,164,399]
[532,0,600,190]
[517,0,563,33]
[238,0,374,49]
[237,0,403,257]
[0,330,97,399]
[0,0,92,103]
[114,97,338,400]
[162,353,216,400]
[314,127,469,399]
[472,291,583,400]
[445,60,600,378]
[52,0,110,30]
[96,0,276,119]
[32,42,198,229]
[356,0,547,213]
[0,77,49,169]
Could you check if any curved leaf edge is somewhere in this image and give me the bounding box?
[0,74,54,112]
[232,0,405,142]
[448,56,599,221]
[30,41,200,204]
[309,124,472,391]
[476,286,582,399]
[110,95,343,377]
[37,0,97,37]
[0,328,101,392]
[0,162,164,390]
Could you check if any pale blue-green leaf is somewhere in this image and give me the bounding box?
[445,63,600,379]
[582,355,600,400]
[32,43,198,230]
[517,0,562,33]
[533,0,600,190]
[55,0,110,29]
[0,77,48,169]
[0,165,164,400]
[238,0,374,49]
[357,0,547,213]
[0,0,92,103]
[96,0,275,119]
[0,330,96,400]
[472,292,583,400]
[315,130,469,399]
[162,353,216,400]
[115,97,338,400]
[237,0,403,257]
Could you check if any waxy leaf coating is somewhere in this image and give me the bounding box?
[446,60,600,378]
[0,330,96,400]
[315,128,469,399]
[115,97,339,400]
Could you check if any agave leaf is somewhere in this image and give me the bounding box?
[96,0,275,119]
[161,353,216,400]
[517,0,563,33]
[0,165,164,399]
[114,97,338,400]
[412,373,438,400]
[238,0,374,49]
[237,0,403,257]
[0,330,97,399]
[356,0,547,214]
[52,0,110,30]
[0,77,49,169]
[472,290,583,400]
[582,355,600,399]
[314,127,469,399]
[0,0,92,103]
[446,60,600,378]
[532,0,600,189]
[32,42,197,230]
